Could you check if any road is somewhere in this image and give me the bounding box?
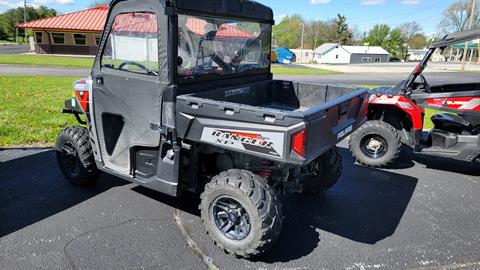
[1,143,479,269]
[1,64,479,85]
[0,44,30,54]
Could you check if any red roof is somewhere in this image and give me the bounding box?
[16,6,108,32]
[17,6,256,39]
[186,18,255,39]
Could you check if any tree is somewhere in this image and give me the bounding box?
[90,1,111,7]
[396,22,424,61]
[439,0,479,33]
[362,24,404,60]
[0,6,57,41]
[409,33,427,49]
[331,14,353,45]
[362,24,391,46]
[272,15,304,48]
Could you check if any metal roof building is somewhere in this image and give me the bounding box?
[313,43,390,64]
[16,6,255,56]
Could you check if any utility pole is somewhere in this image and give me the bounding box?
[461,0,476,70]
[23,0,27,41]
[300,22,305,63]
[313,25,319,63]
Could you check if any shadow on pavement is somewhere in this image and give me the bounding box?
[255,161,418,263]
[132,147,418,263]
[0,149,127,237]
[373,147,480,176]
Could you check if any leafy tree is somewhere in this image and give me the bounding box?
[362,24,404,60]
[362,24,391,46]
[439,0,479,33]
[273,15,304,48]
[409,33,427,49]
[331,14,353,45]
[0,6,57,41]
[90,1,111,7]
[396,22,424,61]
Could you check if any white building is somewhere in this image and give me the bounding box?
[313,43,390,64]
[408,48,446,62]
[289,49,314,63]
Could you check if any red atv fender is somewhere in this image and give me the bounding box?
[370,94,424,130]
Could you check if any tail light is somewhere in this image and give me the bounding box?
[291,129,307,157]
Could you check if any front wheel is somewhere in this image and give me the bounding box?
[55,126,100,185]
[200,169,283,258]
[349,120,402,167]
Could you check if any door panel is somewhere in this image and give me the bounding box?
[92,11,162,174]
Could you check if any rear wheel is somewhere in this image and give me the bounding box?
[349,120,402,167]
[200,169,283,258]
[55,126,100,185]
[302,146,343,193]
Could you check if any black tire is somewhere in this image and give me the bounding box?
[349,120,402,167]
[55,126,100,185]
[200,169,283,258]
[302,146,342,193]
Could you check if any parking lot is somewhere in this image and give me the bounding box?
[1,142,479,270]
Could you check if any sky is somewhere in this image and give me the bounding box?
[0,0,455,36]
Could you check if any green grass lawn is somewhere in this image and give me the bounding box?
[271,67,338,75]
[0,54,94,68]
[0,76,79,147]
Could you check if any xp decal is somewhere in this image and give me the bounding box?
[201,128,285,158]
[426,97,480,112]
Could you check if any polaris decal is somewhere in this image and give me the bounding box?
[337,125,353,140]
[201,128,284,158]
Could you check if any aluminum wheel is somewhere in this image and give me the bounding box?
[360,134,388,159]
[211,196,251,241]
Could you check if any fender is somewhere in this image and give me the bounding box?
[370,94,424,129]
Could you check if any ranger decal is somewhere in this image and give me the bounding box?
[201,128,284,158]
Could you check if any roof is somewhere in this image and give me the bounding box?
[17,6,255,39]
[16,6,108,32]
[314,43,338,54]
[185,18,255,39]
[451,40,479,49]
[314,43,389,55]
[431,28,480,48]
[342,46,389,55]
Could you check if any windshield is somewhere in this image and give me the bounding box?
[177,14,271,80]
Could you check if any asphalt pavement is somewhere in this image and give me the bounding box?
[0,44,30,54]
[1,64,479,86]
[1,143,479,269]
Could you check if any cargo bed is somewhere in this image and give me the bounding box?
[175,80,369,165]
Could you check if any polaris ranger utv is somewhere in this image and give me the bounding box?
[56,0,369,257]
[349,29,480,167]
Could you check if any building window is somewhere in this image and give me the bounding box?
[361,57,372,62]
[51,33,65,44]
[335,54,339,59]
[35,32,42,43]
[374,57,381,62]
[101,12,159,76]
[95,34,102,45]
[73,33,87,45]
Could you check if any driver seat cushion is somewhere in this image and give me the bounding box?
[431,113,480,135]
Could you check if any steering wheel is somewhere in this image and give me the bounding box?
[118,61,158,76]
[417,74,431,93]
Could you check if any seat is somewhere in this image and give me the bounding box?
[431,113,480,135]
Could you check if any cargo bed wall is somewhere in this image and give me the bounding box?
[185,80,362,112]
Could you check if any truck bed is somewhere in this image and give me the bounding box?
[176,80,369,165]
